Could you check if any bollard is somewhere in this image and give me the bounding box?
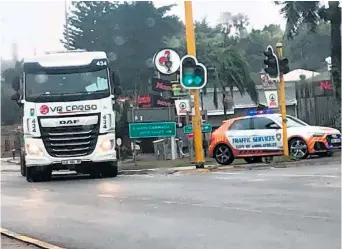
[12,149,16,160]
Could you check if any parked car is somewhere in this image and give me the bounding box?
[208,110,341,165]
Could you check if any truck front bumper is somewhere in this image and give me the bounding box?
[24,133,117,167]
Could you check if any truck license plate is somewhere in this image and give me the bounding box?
[331,138,341,143]
[62,159,82,165]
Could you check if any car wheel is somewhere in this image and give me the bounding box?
[214,144,234,165]
[289,138,309,159]
[244,157,263,164]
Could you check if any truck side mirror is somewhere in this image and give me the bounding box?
[12,76,20,91]
[11,92,20,101]
[11,92,23,107]
[110,71,122,97]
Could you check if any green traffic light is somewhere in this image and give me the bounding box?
[194,76,202,85]
[180,56,207,89]
[183,75,193,86]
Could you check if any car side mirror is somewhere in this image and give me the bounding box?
[268,123,280,129]
[12,76,20,91]
[110,71,122,98]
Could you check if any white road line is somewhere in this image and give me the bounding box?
[98,194,115,198]
[163,200,178,204]
[212,172,240,175]
[258,173,339,178]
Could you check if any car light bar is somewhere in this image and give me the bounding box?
[248,109,274,115]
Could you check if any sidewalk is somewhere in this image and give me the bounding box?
[1,235,39,249]
[1,153,340,175]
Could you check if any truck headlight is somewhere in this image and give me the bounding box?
[99,139,114,153]
[26,144,44,156]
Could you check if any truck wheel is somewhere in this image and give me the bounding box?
[20,154,26,177]
[101,162,118,178]
[89,167,101,179]
[26,167,51,182]
[26,167,42,182]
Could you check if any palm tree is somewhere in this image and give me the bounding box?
[275,1,341,106]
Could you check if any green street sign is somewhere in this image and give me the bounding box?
[183,123,212,134]
[129,122,176,139]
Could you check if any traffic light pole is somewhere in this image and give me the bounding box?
[276,42,289,156]
[184,1,205,168]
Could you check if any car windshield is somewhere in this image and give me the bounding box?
[274,115,309,128]
[25,68,109,102]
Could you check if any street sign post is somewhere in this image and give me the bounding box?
[276,42,289,156]
[184,1,205,168]
[129,122,176,139]
[183,123,212,134]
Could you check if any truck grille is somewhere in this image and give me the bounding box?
[40,123,100,158]
[326,134,341,148]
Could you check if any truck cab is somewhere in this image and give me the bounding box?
[11,50,122,182]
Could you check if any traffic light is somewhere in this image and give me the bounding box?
[279,57,290,74]
[263,45,279,78]
[180,55,207,89]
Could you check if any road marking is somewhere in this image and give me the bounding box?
[163,200,178,204]
[212,172,240,175]
[1,228,66,249]
[258,173,339,178]
[98,194,115,198]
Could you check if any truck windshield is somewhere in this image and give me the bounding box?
[25,68,110,102]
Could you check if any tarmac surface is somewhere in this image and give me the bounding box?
[1,160,341,249]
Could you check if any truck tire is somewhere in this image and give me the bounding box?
[101,162,118,178]
[20,154,26,177]
[26,166,52,182]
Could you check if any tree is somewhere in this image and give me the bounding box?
[1,61,23,125]
[276,1,341,104]
[62,1,182,94]
[164,16,258,118]
[283,22,330,70]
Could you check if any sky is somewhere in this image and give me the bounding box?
[0,0,285,60]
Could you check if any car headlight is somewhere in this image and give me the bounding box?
[26,144,44,156]
[309,132,325,137]
[99,139,114,153]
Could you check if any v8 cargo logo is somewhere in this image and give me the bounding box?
[39,104,97,115]
[40,105,50,114]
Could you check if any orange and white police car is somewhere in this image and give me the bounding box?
[208,110,341,165]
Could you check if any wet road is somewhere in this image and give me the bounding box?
[1,162,341,249]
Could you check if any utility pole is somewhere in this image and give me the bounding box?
[276,42,289,156]
[184,1,205,168]
[64,0,70,50]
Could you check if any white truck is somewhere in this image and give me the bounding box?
[11,50,122,182]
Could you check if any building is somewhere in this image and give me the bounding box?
[201,84,297,128]
[1,124,21,157]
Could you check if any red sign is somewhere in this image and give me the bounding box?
[320,81,333,90]
[151,77,172,93]
[137,96,151,104]
[40,105,49,115]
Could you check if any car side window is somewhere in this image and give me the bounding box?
[229,118,252,130]
[253,117,277,129]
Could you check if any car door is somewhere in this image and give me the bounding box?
[226,117,255,151]
[251,117,281,150]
